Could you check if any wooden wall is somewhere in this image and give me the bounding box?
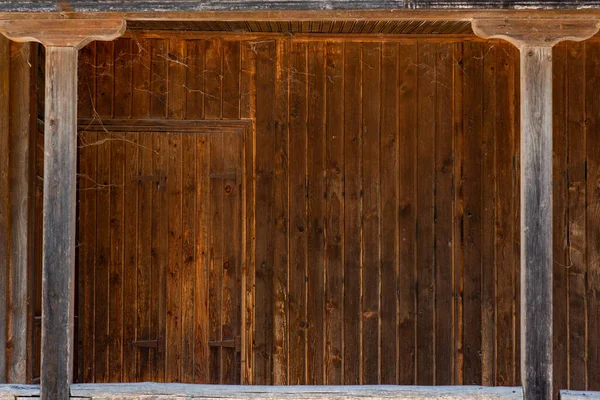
[0,38,37,385]
[25,32,600,392]
[552,40,600,394]
[70,33,522,387]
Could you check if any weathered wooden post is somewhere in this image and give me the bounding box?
[0,19,125,400]
[472,19,600,400]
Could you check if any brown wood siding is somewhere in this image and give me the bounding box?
[25,34,600,392]
[69,34,521,386]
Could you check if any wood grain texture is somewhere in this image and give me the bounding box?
[6,41,33,385]
[585,40,600,393]
[0,19,125,49]
[0,0,600,12]
[65,36,534,387]
[69,383,524,400]
[519,46,553,400]
[41,46,79,400]
[75,117,250,384]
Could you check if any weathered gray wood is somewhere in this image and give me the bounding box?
[0,33,10,386]
[41,46,78,400]
[471,19,600,400]
[0,0,598,12]
[7,41,33,384]
[561,391,600,400]
[0,384,39,397]
[519,45,553,400]
[70,384,523,399]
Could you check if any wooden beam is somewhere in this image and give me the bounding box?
[6,9,600,22]
[0,18,125,400]
[41,44,79,400]
[472,18,600,400]
[1,1,600,12]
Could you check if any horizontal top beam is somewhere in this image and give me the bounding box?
[0,0,600,12]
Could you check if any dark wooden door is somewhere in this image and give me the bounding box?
[74,127,244,384]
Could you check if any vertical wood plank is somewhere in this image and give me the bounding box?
[240,40,256,385]
[342,41,361,386]
[434,41,455,386]
[113,39,133,119]
[166,39,187,383]
[397,42,418,386]
[325,41,344,386]
[166,130,183,382]
[122,130,138,383]
[209,134,224,383]
[94,41,113,383]
[271,39,290,385]
[204,39,222,120]
[194,132,209,383]
[113,38,137,384]
[131,36,152,383]
[552,41,569,399]
[180,128,196,383]
[361,41,381,385]
[585,40,600,392]
[107,40,126,384]
[41,46,78,400]
[379,41,399,385]
[222,41,241,120]
[288,40,308,386]
[452,41,464,386]
[0,34,9,385]
[7,41,33,384]
[306,41,326,386]
[480,41,496,387]
[186,40,204,121]
[149,39,169,382]
[131,37,150,120]
[222,38,242,386]
[221,132,243,384]
[184,41,208,384]
[149,39,168,120]
[495,41,517,387]
[566,41,587,392]
[77,41,96,383]
[136,132,154,382]
[254,39,276,386]
[462,40,483,386]
[416,41,435,386]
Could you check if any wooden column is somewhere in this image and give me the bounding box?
[472,19,600,400]
[0,19,125,400]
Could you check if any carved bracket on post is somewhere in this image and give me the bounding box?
[0,18,125,400]
[472,19,600,48]
[472,18,600,400]
[0,19,125,49]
